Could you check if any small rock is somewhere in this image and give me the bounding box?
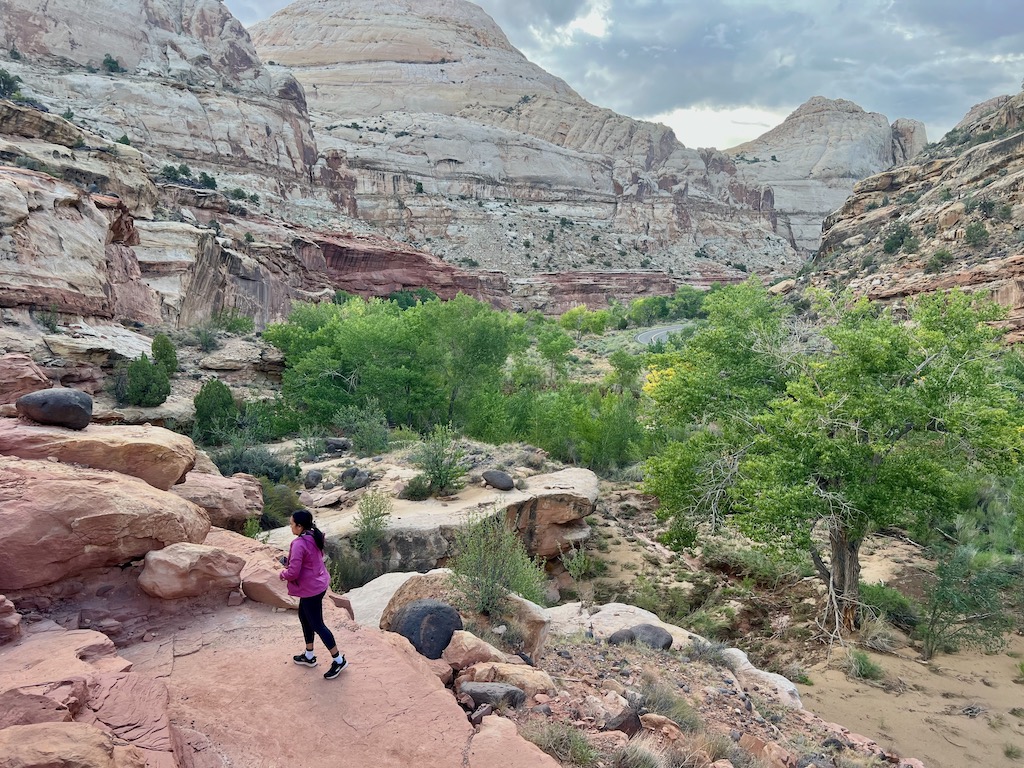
[469,704,494,725]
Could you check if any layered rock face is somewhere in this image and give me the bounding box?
[249,0,794,279]
[0,0,317,177]
[809,88,1024,338]
[727,97,926,254]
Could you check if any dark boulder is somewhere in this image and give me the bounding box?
[326,437,351,453]
[606,628,636,646]
[15,388,93,430]
[303,470,323,489]
[459,682,525,709]
[631,624,673,650]
[481,470,515,491]
[389,599,463,660]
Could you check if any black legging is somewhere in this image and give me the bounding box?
[297,590,337,650]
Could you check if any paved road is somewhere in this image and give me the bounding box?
[635,323,687,345]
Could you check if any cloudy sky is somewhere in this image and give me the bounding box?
[224,0,1023,149]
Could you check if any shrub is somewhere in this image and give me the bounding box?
[859,582,919,631]
[122,354,170,406]
[639,673,702,732]
[400,473,432,500]
[115,134,131,146]
[520,720,598,767]
[925,248,954,274]
[964,221,990,248]
[917,548,1014,660]
[448,512,547,616]
[151,333,178,376]
[353,492,392,561]
[193,378,238,444]
[211,308,255,335]
[611,734,667,768]
[412,423,467,496]
[159,165,180,181]
[561,544,603,583]
[844,648,884,680]
[61,108,74,121]
[258,477,302,527]
[198,171,217,189]
[329,549,379,591]
[882,221,912,254]
[102,53,123,73]
[33,304,60,333]
[194,326,219,352]
[333,399,389,456]
[212,441,297,484]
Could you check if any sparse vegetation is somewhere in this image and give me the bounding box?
[520,720,598,767]
[151,333,178,376]
[102,53,124,73]
[448,512,547,616]
[965,221,990,248]
[844,648,884,681]
[412,423,468,496]
[353,491,392,558]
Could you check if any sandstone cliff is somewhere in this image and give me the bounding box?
[727,97,926,255]
[804,88,1024,338]
[250,0,794,279]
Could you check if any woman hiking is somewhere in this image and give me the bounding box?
[278,509,348,680]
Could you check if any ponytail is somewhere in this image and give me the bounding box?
[291,509,325,552]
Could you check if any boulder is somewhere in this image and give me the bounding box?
[0,353,50,404]
[0,595,21,645]
[138,543,245,599]
[548,602,698,649]
[169,472,263,531]
[0,418,197,490]
[459,681,525,709]
[504,468,598,557]
[304,469,323,489]
[326,437,351,452]
[0,456,211,590]
[239,559,298,610]
[468,715,561,768]
[379,569,550,657]
[607,628,636,646]
[346,571,420,628]
[456,662,555,699]
[632,623,673,650]
[482,469,515,491]
[389,598,463,660]
[721,648,802,709]
[15,387,92,430]
[442,630,512,671]
[0,722,148,768]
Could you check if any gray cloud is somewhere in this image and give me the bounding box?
[224,0,1024,140]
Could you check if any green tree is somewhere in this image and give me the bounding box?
[123,354,170,407]
[0,68,23,99]
[151,333,178,376]
[644,287,1023,632]
[558,305,608,341]
[193,378,238,444]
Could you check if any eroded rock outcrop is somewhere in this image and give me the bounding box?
[0,456,210,590]
[0,418,195,489]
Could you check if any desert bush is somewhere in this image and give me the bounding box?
[212,441,296,484]
[294,426,327,462]
[193,325,219,352]
[882,221,913,254]
[861,616,904,653]
[685,638,728,666]
[448,512,546,616]
[965,221,990,248]
[843,648,884,680]
[211,308,255,335]
[328,549,379,592]
[333,398,389,456]
[242,516,267,542]
[520,720,598,767]
[122,354,170,407]
[151,333,178,376]
[859,583,919,631]
[918,547,1014,660]
[193,379,238,445]
[412,423,468,495]
[353,492,392,557]
[102,53,123,73]
[925,248,954,274]
[639,673,702,732]
[400,473,432,500]
[33,304,60,332]
[612,734,667,768]
[198,171,217,189]
[700,540,805,588]
[561,544,605,582]
[258,478,302,528]
[0,67,23,99]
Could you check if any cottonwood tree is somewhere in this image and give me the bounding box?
[644,286,1023,634]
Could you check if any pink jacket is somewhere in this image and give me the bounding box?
[278,533,330,598]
